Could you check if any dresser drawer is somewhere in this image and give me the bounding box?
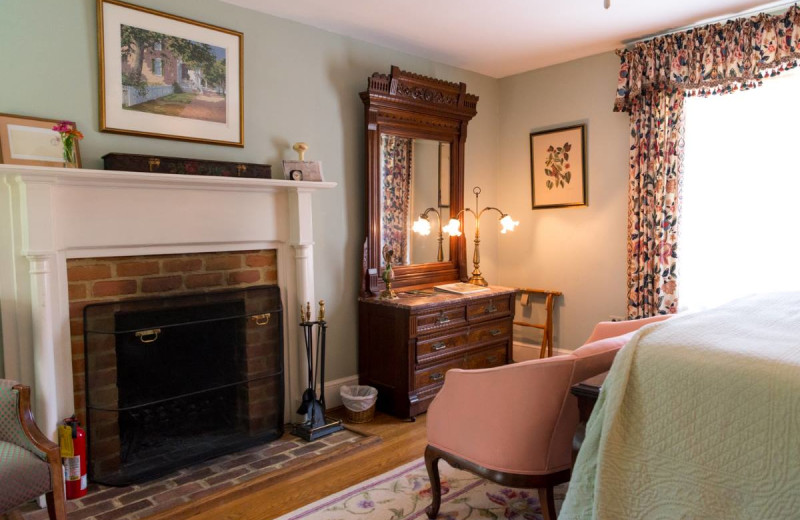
[417,330,469,362]
[467,295,512,322]
[468,319,511,344]
[412,305,466,336]
[466,344,507,369]
[414,358,464,389]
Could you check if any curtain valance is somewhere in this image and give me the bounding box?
[615,5,800,113]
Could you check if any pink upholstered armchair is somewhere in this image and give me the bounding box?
[0,380,67,520]
[424,315,671,520]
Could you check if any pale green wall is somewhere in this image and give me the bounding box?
[0,0,501,381]
[496,52,629,351]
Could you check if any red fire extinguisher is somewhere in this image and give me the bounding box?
[59,416,87,499]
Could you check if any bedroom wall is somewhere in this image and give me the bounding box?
[0,0,501,382]
[496,52,630,351]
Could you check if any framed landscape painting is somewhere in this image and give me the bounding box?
[530,124,587,209]
[98,0,244,146]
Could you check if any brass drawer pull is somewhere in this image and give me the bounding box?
[486,355,498,363]
[432,342,447,351]
[485,303,498,313]
[489,329,502,336]
[429,372,444,382]
[135,328,161,344]
[436,312,450,324]
[148,158,161,172]
[251,313,271,326]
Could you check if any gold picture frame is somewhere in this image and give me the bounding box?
[0,113,81,168]
[97,0,244,146]
[530,124,587,209]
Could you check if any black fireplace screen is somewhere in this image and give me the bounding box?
[84,286,284,486]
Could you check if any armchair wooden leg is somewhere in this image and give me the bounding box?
[45,489,67,520]
[424,445,443,519]
[538,485,556,520]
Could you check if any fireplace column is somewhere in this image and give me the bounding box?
[289,188,316,413]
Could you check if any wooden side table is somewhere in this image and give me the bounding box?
[513,288,562,358]
[571,372,607,452]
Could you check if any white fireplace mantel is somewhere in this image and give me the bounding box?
[0,164,336,438]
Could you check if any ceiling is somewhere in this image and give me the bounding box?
[220,0,789,78]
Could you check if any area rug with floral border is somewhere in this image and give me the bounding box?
[276,458,567,520]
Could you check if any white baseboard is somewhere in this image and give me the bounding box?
[323,375,359,409]
[512,340,571,362]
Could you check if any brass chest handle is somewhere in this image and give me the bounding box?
[436,312,450,324]
[251,313,271,326]
[135,328,161,343]
[432,342,446,351]
[429,372,444,382]
[489,329,502,336]
[485,302,498,313]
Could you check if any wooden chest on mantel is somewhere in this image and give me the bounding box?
[358,286,516,418]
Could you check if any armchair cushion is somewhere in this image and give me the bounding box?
[0,380,42,459]
[0,441,52,513]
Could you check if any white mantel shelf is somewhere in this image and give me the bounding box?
[0,164,336,438]
[0,164,338,191]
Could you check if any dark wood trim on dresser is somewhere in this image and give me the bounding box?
[359,287,516,418]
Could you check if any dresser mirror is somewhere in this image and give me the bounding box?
[360,66,478,295]
[380,136,451,266]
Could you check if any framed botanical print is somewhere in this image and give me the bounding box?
[530,124,587,209]
[0,114,82,168]
[97,0,244,146]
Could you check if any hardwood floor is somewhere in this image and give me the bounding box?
[148,411,428,520]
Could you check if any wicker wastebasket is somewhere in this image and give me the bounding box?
[340,385,378,423]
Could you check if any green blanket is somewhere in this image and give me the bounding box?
[561,293,800,519]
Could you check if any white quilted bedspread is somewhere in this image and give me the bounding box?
[561,293,800,519]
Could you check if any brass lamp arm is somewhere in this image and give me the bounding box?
[477,206,507,220]
[420,207,443,224]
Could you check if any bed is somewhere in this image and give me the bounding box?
[561,293,800,519]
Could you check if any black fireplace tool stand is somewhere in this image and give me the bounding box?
[291,301,343,441]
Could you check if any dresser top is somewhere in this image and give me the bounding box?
[359,285,517,310]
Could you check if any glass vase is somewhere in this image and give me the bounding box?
[62,145,79,168]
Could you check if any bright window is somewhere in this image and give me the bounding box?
[679,68,800,311]
[153,58,163,76]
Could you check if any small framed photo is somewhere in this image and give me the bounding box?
[530,124,587,209]
[282,161,324,182]
[98,0,244,146]
[0,113,81,168]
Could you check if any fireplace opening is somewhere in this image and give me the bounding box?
[84,286,284,486]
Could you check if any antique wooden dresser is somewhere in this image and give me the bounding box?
[359,287,515,418]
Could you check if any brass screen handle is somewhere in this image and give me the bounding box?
[432,342,447,351]
[429,372,444,382]
[251,313,271,326]
[135,328,161,343]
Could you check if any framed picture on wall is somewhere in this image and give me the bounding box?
[530,124,587,209]
[0,113,81,168]
[97,0,244,146]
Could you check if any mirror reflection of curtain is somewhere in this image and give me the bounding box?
[380,134,413,264]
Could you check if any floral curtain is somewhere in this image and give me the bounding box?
[617,6,800,318]
[380,135,413,264]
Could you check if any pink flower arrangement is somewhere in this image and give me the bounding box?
[52,121,83,166]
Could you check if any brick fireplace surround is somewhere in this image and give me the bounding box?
[68,250,278,428]
[0,164,335,440]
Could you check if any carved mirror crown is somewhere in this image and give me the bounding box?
[360,66,478,296]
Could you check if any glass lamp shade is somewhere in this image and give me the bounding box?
[499,215,519,234]
[442,219,462,236]
[412,217,432,236]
